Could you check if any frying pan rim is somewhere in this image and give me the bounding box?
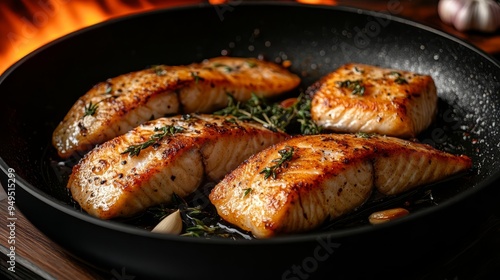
[0,2,499,245]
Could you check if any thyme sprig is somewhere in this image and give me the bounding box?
[121,125,184,157]
[295,95,321,135]
[260,146,294,179]
[83,101,99,117]
[83,85,112,118]
[214,93,321,134]
[181,206,221,237]
[182,217,219,237]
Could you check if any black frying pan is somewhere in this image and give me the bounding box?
[1,2,500,280]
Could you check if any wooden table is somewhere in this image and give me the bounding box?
[1,1,499,280]
[0,187,108,280]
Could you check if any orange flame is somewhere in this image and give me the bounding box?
[0,0,337,75]
[296,0,337,4]
[0,0,203,75]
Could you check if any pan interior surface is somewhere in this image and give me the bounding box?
[0,3,499,279]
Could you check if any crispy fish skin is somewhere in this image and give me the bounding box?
[309,63,437,138]
[53,57,300,158]
[209,134,472,238]
[67,114,289,219]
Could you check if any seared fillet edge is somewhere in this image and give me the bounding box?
[68,114,289,219]
[209,134,472,238]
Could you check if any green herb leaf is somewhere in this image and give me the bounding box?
[152,65,167,76]
[295,94,322,135]
[337,80,365,96]
[246,60,257,68]
[191,71,205,84]
[395,77,408,84]
[389,71,408,85]
[213,63,234,72]
[243,188,252,197]
[83,101,99,117]
[260,146,294,179]
[355,132,373,138]
[214,92,321,135]
[182,217,219,237]
[121,125,184,157]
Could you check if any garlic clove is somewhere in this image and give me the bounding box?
[453,0,476,31]
[439,0,500,33]
[474,0,500,33]
[151,209,183,235]
[438,0,467,24]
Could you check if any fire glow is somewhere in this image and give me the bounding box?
[0,0,336,75]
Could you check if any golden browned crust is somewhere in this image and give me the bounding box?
[68,114,289,219]
[308,63,437,138]
[53,57,300,158]
[210,134,471,238]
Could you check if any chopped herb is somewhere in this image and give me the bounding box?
[152,65,167,76]
[214,93,321,134]
[104,83,113,95]
[395,77,408,84]
[354,66,364,74]
[243,188,252,197]
[121,125,184,156]
[213,63,233,72]
[191,71,205,84]
[389,71,408,84]
[337,80,365,95]
[246,60,257,68]
[356,132,373,138]
[83,101,99,117]
[260,146,294,179]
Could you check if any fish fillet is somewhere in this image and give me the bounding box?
[308,63,437,138]
[67,114,289,219]
[209,134,472,238]
[53,57,300,158]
